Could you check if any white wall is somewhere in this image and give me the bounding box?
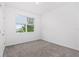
[42,5,79,50]
[5,6,41,46]
[0,5,6,56]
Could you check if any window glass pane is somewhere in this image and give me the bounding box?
[27,17,34,32]
[16,23,26,32]
[27,25,34,32]
[27,17,34,25]
[16,15,26,33]
[16,15,27,24]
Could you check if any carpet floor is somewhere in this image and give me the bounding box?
[3,39,79,57]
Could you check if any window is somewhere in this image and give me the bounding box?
[16,15,34,33]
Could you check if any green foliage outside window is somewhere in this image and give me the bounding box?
[27,25,34,32]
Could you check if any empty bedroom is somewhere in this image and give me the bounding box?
[0,2,79,57]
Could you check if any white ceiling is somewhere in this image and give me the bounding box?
[5,2,79,15]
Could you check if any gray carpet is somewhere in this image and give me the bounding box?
[3,39,79,57]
